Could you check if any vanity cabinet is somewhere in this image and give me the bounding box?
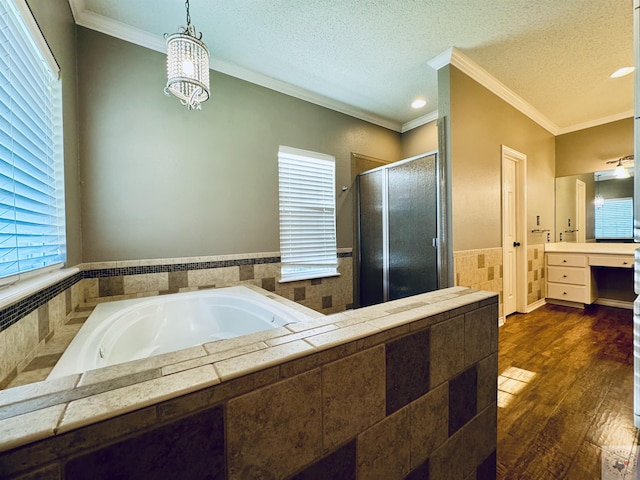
[545,247,634,307]
[546,253,594,304]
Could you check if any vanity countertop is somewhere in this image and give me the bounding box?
[545,242,637,255]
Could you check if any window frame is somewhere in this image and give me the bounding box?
[277,145,339,283]
[0,0,65,286]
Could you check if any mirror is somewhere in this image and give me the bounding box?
[555,168,634,242]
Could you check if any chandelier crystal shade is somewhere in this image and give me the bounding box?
[164,1,210,110]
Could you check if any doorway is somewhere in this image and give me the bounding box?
[501,145,527,317]
[575,179,586,242]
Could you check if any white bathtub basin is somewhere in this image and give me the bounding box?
[48,286,303,379]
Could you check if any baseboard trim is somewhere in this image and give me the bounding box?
[498,316,506,327]
[546,299,586,309]
[593,298,634,310]
[526,299,546,313]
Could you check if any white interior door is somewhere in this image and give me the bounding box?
[502,146,527,318]
[502,156,517,316]
[576,180,586,243]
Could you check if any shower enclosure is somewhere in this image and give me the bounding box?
[356,152,439,307]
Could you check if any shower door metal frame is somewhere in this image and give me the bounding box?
[356,149,441,306]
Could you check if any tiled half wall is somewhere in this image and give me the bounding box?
[0,251,353,389]
[0,290,498,479]
[454,245,546,319]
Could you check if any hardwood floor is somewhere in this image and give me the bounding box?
[498,303,638,479]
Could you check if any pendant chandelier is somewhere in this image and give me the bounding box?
[164,0,210,110]
[594,174,604,208]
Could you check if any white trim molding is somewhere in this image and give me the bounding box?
[401,110,439,133]
[594,298,634,310]
[556,110,635,135]
[428,47,635,136]
[429,47,559,134]
[526,298,546,313]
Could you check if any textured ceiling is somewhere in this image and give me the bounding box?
[69,0,634,133]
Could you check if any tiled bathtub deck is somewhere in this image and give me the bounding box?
[0,286,499,479]
[6,310,91,389]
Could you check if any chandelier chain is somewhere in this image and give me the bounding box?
[185,0,191,26]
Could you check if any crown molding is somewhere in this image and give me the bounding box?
[427,48,453,71]
[401,110,439,133]
[428,47,636,136]
[429,47,560,135]
[67,1,403,132]
[67,0,84,22]
[556,110,635,135]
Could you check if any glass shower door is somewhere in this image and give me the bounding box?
[357,169,385,306]
[356,152,438,306]
[387,154,438,300]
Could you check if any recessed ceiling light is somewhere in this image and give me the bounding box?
[610,66,635,78]
[411,98,426,109]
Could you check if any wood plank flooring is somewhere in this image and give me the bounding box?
[498,303,638,479]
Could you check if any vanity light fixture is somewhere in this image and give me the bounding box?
[606,155,634,179]
[411,98,426,109]
[610,66,635,78]
[164,0,210,110]
[613,161,630,179]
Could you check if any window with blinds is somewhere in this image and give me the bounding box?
[595,197,633,240]
[0,0,65,284]
[278,146,338,282]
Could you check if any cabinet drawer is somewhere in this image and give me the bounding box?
[546,253,587,267]
[589,254,634,268]
[547,282,588,303]
[547,266,587,285]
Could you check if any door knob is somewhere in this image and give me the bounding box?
[513,242,521,247]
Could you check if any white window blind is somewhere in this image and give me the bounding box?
[0,0,65,283]
[278,146,338,282]
[595,197,633,240]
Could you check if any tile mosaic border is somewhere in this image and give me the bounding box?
[0,252,354,335]
[0,273,83,334]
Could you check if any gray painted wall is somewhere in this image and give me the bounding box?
[77,28,405,262]
[28,0,82,265]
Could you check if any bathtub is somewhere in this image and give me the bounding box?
[48,286,304,379]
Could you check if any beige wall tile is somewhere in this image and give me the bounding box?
[187,269,217,288]
[430,430,465,479]
[304,323,379,350]
[7,313,39,374]
[462,404,498,477]
[147,272,169,291]
[59,365,219,433]
[253,263,280,279]
[477,353,498,412]
[212,266,240,285]
[410,382,449,469]
[0,404,65,452]
[214,340,314,381]
[123,274,147,294]
[83,278,99,301]
[0,329,11,384]
[49,294,66,331]
[322,346,386,450]
[226,369,323,479]
[79,345,207,387]
[356,406,411,479]
[464,306,494,367]
[430,315,465,388]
